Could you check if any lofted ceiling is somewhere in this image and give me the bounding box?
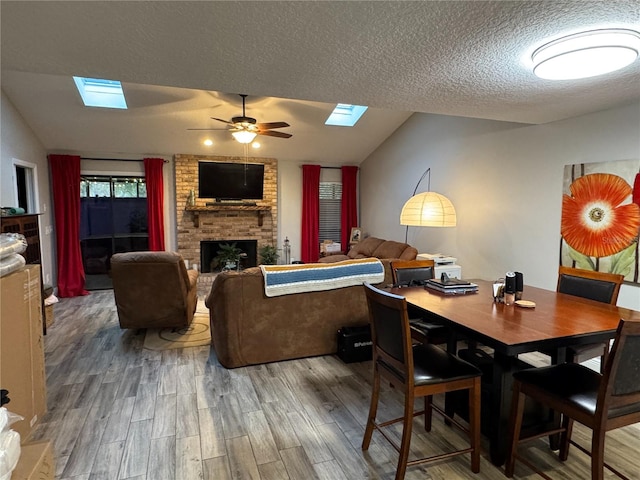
[1,1,639,164]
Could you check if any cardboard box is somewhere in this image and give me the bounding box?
[325,242,341,253]
[10,441,54,480]
[320,241,341,254]
[44,305,53,328]
[0,265,46,442]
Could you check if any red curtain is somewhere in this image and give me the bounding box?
[48,154,89,298]
[144,158,165,251]
[301,165,321,263]
[341,166,359,250]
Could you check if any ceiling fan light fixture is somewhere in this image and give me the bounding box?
[532,29,640,80]
[231,130,258,144]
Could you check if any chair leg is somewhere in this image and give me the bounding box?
[505,381,526,478]
[599,348,609,374]
[424,395,433,432]
[362,366,381,450]
[591,426,606,480]
[469,378,481,473]
[558,416,573,461]
[395,390,415,480]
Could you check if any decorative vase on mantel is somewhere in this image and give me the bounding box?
[186,189,196,207]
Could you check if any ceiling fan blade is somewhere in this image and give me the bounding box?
[258,130,292,139]
[211,117,234,125]
[257,121,290,130]
[187,127,229,131]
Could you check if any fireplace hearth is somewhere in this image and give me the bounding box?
[200,240,258,273]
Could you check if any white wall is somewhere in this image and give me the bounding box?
[278,161,303,262]
[1,90,54,284]
[360,102,640,310]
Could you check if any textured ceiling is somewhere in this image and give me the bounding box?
[1,1,639,163]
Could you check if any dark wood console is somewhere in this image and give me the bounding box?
[1,214,42,264]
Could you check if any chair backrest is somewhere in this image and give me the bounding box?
[557,266,624,305]
[598,319,640,420]
[111,251,195,328]
[391,259,435,287]
[363,283,413,382]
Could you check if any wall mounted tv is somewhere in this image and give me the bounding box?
[198,161,264,201]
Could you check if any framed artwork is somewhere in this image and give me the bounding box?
[560,159,640,284]
[350,227,362,244]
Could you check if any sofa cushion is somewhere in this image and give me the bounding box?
[372,240,414,260]
[347,236,385,258]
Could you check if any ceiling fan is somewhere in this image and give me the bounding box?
[188,94,292,143]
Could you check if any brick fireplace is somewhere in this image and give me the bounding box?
[174,154,278,270]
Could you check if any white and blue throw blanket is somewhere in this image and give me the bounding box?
[260,258,385,297]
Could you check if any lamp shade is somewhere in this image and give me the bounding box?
[231,130,258,144]
[400,192,457,227]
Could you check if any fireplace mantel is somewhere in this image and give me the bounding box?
[185,205,272,227]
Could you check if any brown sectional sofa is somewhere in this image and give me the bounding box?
[205,260,394,368]
[319,236,417,264]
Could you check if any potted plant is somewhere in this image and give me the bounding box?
[214,242,243,271]
[259,245,279,265]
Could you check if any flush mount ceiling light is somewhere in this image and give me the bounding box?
[532,29,640,80]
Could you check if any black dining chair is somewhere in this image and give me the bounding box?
[553,266,624,373]
[506,318,640,480]
[361,283,482,480]
[390,259,449,344]
[391,259,435,287]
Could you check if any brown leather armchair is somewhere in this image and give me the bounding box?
[111,251,199,329]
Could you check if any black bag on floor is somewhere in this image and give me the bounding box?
[337,325,372,363]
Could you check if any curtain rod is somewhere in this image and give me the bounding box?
[81,157,169,163]
[298,165,345,170]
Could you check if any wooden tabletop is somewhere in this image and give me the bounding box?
[393,279,640,356]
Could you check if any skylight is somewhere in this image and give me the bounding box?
[73,77,128,109]
[325,104,368,126]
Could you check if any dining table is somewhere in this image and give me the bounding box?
[390,279,640,466]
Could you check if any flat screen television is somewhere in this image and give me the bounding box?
[198,161,264,201]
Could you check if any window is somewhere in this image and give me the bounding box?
[325,104,368,126]
[319,181,342,243]
[80,176,146,198]
[73,77,128,109]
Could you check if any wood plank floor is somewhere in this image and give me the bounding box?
[30,290,640,479]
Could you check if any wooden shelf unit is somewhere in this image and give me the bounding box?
[1,214,42,264]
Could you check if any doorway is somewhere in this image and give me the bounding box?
[80,175,149,290]
[12,159,39,213]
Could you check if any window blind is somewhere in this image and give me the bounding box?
[319,182,342,243]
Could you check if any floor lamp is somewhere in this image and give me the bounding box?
[400,168,456,243]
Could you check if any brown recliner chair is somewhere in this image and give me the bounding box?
[111,251,199,329]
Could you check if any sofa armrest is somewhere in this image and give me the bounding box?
[318,254,349,263]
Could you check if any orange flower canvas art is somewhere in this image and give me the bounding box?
[560,160,640,284]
